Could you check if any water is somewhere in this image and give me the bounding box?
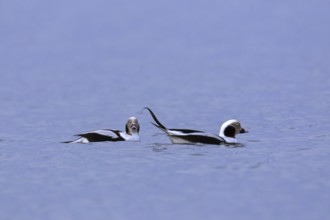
[1,0,330,219]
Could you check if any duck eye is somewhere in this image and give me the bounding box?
[234,123,240,129]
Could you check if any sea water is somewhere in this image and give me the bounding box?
[0,0,329,220]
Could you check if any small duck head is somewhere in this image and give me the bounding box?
[126,117,140,135]
[219,119,247,144]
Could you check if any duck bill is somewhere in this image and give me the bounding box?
[130,124,137,130]
[240,128,248,133]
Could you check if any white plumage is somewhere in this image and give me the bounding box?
[144,107,247,145]
[64,117,140,143]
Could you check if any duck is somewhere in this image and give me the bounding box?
[144,107,247,145]
[63,117,140,143]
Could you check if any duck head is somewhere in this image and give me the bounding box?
[219,119,247,144]
[126,117,140,135]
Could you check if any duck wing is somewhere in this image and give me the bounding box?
[77,129,124,142]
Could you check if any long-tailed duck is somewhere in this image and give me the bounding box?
[144,107,247,145]
[63,117,140,143]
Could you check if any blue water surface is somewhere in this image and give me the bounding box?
[0,0,330,220]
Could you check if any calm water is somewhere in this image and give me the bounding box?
[1,0,330,220]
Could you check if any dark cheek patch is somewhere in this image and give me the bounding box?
[126,124,130,134]
[224,126,236,138]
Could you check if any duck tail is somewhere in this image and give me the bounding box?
[144,107,167,130]
[61,140,73,144]
[61,136,86,144]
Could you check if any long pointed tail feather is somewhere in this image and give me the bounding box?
[151,122,168,132]
[144,107,167,130]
